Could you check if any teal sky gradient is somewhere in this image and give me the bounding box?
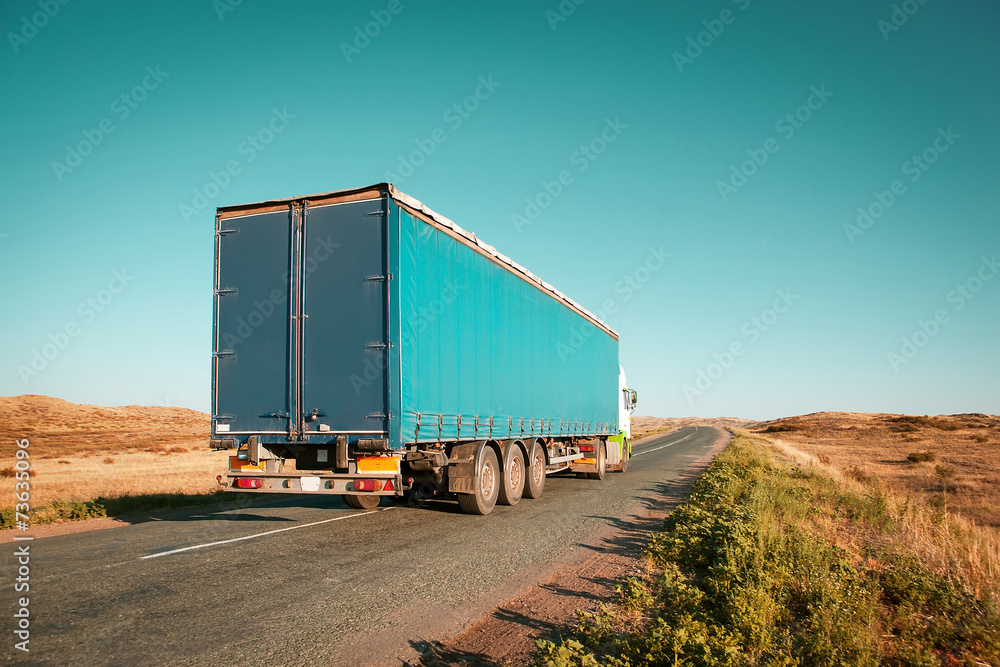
[1,0,997,419]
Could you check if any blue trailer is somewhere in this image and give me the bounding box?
[211,184,637,514]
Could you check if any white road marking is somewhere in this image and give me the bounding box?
[139,507,394,560]
[632,427,699,458]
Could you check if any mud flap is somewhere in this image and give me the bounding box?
[447,440,486,494]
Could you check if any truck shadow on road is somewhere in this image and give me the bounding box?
[579,473,707,559]
[166,510,294,523]
[391,497,465,514]
[105,494,354,527]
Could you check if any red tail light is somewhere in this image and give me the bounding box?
[354,479,382,492]
[579,445,594,452]
[235,478,263,489]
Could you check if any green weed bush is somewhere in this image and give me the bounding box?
[536,432,1000,667]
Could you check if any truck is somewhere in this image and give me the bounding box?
[210,183,638,515]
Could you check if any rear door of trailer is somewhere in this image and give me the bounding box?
[213,198,392,441]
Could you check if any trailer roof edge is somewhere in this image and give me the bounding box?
[386,185,618,340]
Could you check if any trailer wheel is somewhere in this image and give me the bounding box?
[618,439,630,473]
[457,446,500,515]
[524,441,546,499]
[498,445,525,506]
[343,494,381,510]
[586,442,607,480]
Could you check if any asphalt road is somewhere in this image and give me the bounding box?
[2,426,721,666]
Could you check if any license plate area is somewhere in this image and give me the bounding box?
[356,456,400,474]
[229,456,265,472]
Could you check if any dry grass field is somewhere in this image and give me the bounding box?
[752,411,1000,529]
[0,394,207,458]
[0,395,225,511]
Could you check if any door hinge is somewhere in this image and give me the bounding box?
[365,342,392,350]
[364,274,387,282]
[215,288,238,296]
[365,210,385,217]
[259,411,288,419]
[213,350,236,358]
[217,228,239,235]
[365,412,393,420]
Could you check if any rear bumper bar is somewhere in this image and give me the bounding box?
[223,472,406,495]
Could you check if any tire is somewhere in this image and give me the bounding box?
[587,441,607,480]
[498,444,525,506]
[524,440,546,500]
[618,439,630,473]
[343,494,381,510]
[457,446,500,515]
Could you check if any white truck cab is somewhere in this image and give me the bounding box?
[619,365,638,440]
[602,365,638,472]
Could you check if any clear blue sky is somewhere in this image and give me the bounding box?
[1,0,997,419]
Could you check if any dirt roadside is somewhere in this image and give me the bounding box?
[410,427,733,667]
